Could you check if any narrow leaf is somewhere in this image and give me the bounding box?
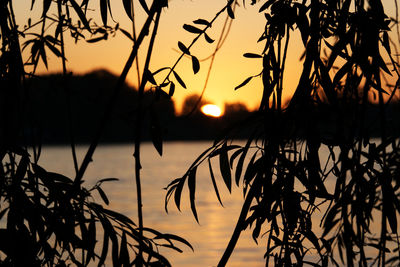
[193,19,210,26]
[174,178,185,211]
[227,5,235,19]
[69,0,91,32]
[169,82,175,97]
[139,0,149,14]
[122,0,132,20]
[235,76,252,90]
[86,35,107,43]
[178,41,190,55]
[204,33,215,43]
[119,232,130,266]
[97,187,109,205]
[235,138,252,185]
[100,0,108,26]
[150,109,163,156]
[191,56,200,74]
[98,226,109,266]
[259,0,274,12]
[144,68,157,85]
[42,0,51,18]
[188,166,199,222]
[183,24,203,34]
[220,143,232,192]
[209,159,223,206]
[119,28,133,41]
[173,70,186,89]
[243,53,262,58]
[99,178,119,183]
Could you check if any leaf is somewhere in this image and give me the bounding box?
[39,42,48,69]
[45,40,63,58]
[153,67,170,76]
[227,4,235,19]
[303,229,321,251]
[259,0,274,12]
[144,68,157,85]
[98,178,119,183]
[119,232,130,266]
[204,33,215,43]
[119,28,133,41]
[219,143,232,192]
[183,24,203,34]
[235,76,252,90]
[188,166,199,222]
[97,186,109,205]
[122,0,133,20]
[296,11,310,46]
[100,0,108,26]
[42,0,51,18]
[382,31,391,54]
[376,53,392,75]
[332,61,352,86]
[172,70,186,89]
[169,82,175,97]
[69,0,91,32]
[208,159,223,206]
[152,232,194,251]
[15,154,29,182]
[235,137,252,186]
[86,216,96,263]
[243,153,259,185]
[191,56,200,74]
[102,207,136,226]
[178,41,190,55]
[150,109,163,156]
[98,226,109,266]
[174,178,185,211]
[243,53,262,58]
[0,208,8,221]
[138,0,149,14]
[86,35,107,43]
[193,19,210,26]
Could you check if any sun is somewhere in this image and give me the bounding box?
[201,104,222,117]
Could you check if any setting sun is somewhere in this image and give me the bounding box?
[201,104,222,118]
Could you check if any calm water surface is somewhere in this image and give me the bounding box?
[39,142,268,266]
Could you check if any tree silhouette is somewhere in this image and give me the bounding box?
[181,94,210,116]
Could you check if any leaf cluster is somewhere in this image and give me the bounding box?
[166,0,400,266]
[0,147,191,266]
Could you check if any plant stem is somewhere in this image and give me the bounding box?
[57,0,79,175]
[133,7,162,265]
[217,176,259,267]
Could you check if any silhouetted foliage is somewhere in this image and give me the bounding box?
[2,0,400,266]
[1,0,191,266]
[166,0,400,266]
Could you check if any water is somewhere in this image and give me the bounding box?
[38,142,267,266]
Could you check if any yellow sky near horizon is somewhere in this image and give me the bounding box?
[13,0,399,114]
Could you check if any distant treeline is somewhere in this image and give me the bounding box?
[24,69,400,144]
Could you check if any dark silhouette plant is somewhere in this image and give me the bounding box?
[0,0,195,265]
[2,0,400,266]
[166,0,400,266]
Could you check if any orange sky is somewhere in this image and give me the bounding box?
[14,0,399,113]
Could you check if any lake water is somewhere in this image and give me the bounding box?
[36,141,393,266]
[38,142,268,266]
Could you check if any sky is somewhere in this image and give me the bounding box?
[13,0,399,114]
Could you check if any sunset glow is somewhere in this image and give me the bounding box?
[201,104,222,117]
